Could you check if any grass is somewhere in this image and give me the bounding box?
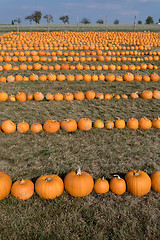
[0,23,160,32]
[0,43,160,239]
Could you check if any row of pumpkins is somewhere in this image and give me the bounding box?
[0,63,159,71]
[0,90,160,102]
[1,117,160,134]
[0,72,159,82]
[0,169,159,200]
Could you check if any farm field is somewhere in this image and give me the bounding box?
[0,31,160,240]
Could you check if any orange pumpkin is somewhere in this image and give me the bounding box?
[64,167,94,197]
[115,119,125,129]
[60,119,77,132]
[151,171,160,193]
[11,179,34,200]
[0,171,12,200]
[94,177,109,194]
[17,122,30,133]
[78,118,92,131]
[127,118,139,129]
[16,92,27,102]
[1,120,16,134]
[43,120,60,133]
[93,119,104,128]
[110,175,126,195]
[0,92,8,101]
[139,117,152,129]
[34,92,44,101]
[30,123,43,133]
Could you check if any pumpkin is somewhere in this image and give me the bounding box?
[140,90,153,100]
[95,93,104,100]
[153,90,160,99]
[35,175,64,199]
[139,117,152,129]
[30,123,43,133]
[130,92,139,99]
[11,179,34,200]
[64,167,94,197]
[78,118,92,131]
[123,72,134,81]
[85,90,95,100]
[43,120,60,133]
[94,177,109,194]
[0,92,8,101]
[150,73,159,82]
[150,171,160,193]
[0,171,12,200]
[34,92,44,101]
[27,94,33,101]
[106,74,115,82]
[1,120,16,134]
[110,175,126,195]
[115,119,125,129]
[74,91,85,101]
[16,92,27,102]
[127,118,139,129]
[125,170,151,197]
[17,122,29,133]
[105,120,114,129]
[104,94,112,100]
[152,117,160,128]
[93,119,104,128]
[60,119,77,132]
[9,94,16,102]
[54,93,63,101]
[63,93,74,101]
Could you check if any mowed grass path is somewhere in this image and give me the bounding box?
[0,57,160,238]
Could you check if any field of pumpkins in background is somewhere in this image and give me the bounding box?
[0,30,160,239]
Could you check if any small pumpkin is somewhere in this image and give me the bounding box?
[152,117,160,129]
[17,121,29,133]
[93,119,104,128]
[54,93,63,101]
[64,167,94,197]
[35,175,64,199]
[110,175,126,195]
[30,123,43,133]
[150,171,160,193]
[125,170,151,197]
[11,179,34,200]
[115,119,125,129]
[94,177,109,194]
[105,120,114,129]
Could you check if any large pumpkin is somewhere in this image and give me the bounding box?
[1,120,16,134]
[60,119,77,132]
[125,170,151,197]
[0,171,12,200]
[35,174,64,199]
[11,179,34,200]
[43,120,60,133]
[64,167,94,197]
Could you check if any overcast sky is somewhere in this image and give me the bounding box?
[0,0,160,24]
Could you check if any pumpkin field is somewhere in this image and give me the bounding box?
[0,29,160,239]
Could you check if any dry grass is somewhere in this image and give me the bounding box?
[0,49,160,239]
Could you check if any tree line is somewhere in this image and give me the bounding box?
[11,11,159,25]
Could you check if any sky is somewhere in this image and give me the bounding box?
[0,0,160,25]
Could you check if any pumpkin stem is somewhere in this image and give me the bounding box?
[134,170,140,176]
[45,177,52,181]
[102,176,105,181]
[76,166,81,176]
[19,179,26,184]
[113,175,121,179]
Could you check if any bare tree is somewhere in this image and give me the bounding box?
[44,14,53,24]
[25,15,34,24]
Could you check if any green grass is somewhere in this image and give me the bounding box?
[0,45,160,239]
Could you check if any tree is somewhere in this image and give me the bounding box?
[11,20,14,25]
[14,17,21,24]
[59,15,69,24]
[25,15,34,24]
[114,19,119,24]
[81,18,91,24]
[145,16,154,24]
[44,14,53,24]
[32,11,42,24]
[138,20,142,24]
[96,19,104,24]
